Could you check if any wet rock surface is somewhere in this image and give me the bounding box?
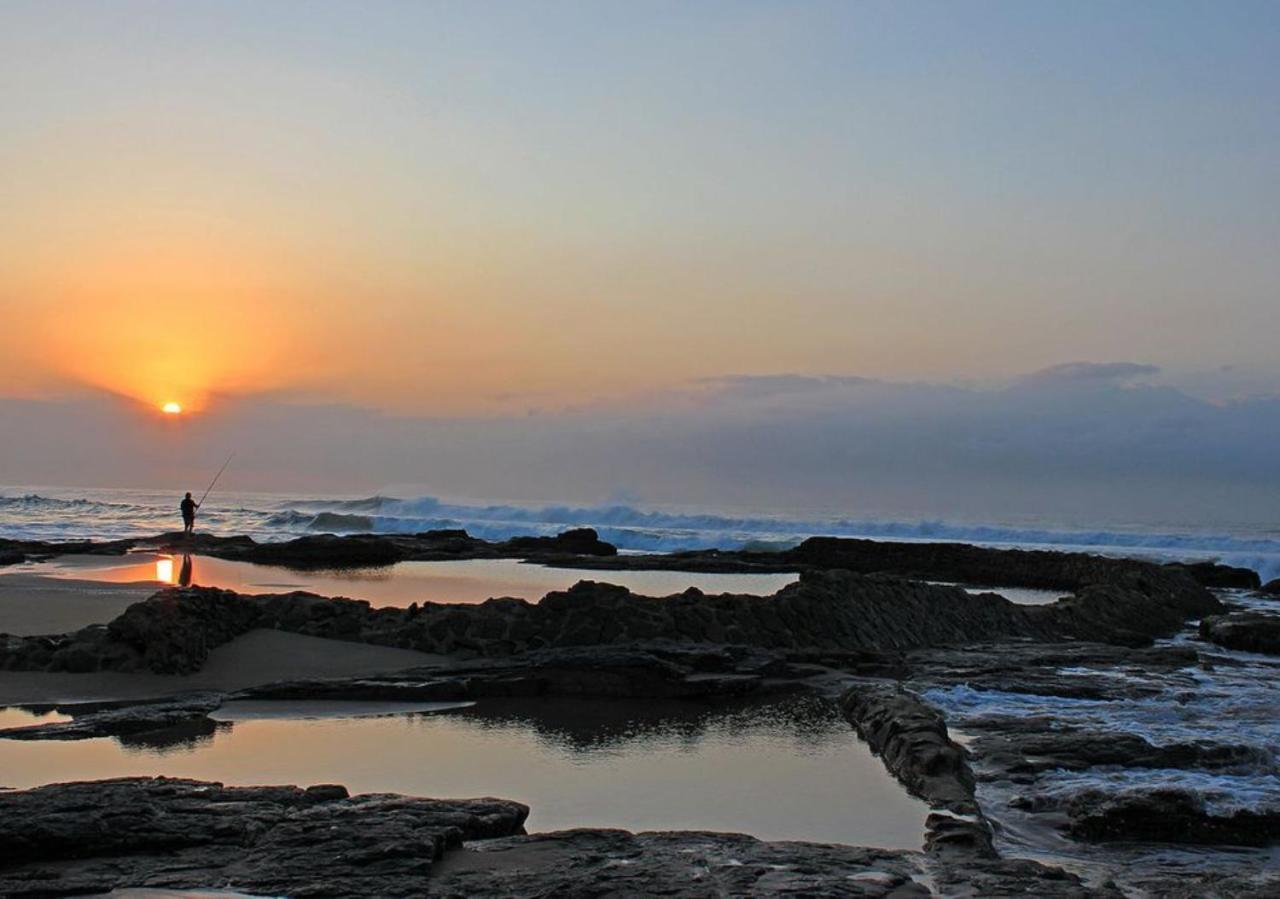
[1065,788,1280,846]
[430,828,1111,898]
[0,777,529,898]
[973,728,1266,775]
[903,602,1280,887]
[840,684,980,816]
[839,682,994,858]
[1200,610,1280,655]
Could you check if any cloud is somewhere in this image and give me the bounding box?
[1018,361,1161,387]
[693,374,878,400]
[1,363,1278,526]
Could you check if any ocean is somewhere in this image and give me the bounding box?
[2,485,1278,582]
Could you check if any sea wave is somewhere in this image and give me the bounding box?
[272,495,1280,579]
[3,489,1279,579]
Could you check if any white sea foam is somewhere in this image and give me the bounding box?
[924,614,1280,824]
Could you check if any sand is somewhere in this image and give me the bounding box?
[0,564,449,705]
[0,629,446,705]
[0,572,156,636]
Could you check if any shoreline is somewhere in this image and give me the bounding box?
[1,532,1277,895]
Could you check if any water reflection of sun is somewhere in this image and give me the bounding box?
[156,557,174,584]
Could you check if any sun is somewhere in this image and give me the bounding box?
[161,401,183,415]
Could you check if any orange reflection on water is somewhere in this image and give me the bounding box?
[155,557,175,584]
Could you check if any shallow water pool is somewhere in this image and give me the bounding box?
[0,695,927,849]
[27,554,800,606]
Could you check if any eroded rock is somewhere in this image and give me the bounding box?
[1066,788,1280,846]
[0,777,529,898]
[1200,611,1280,655]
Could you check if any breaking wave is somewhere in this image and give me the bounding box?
[247,496,1280,580]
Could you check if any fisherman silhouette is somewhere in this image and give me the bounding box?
[179,553,194,587]
[180,492,200,535]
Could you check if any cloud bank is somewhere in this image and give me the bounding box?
[2,364,1277,528]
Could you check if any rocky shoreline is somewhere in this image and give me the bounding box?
[2,533,1278,896]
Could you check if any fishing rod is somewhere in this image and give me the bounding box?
[198,452,235,507]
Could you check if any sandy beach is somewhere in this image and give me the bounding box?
[0,572,155,636]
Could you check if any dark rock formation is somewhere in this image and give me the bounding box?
[840,683,978,815]
[1172,561,1261,589]
[1030,577,1221,648]
[3,527,617,573]
[0,536,135,566]
[498,527,618,557]
[1200,611,1280,655]
[1,553,1223,675]
[0,777,528,898]
[1261,578,1280,596]
[212,533,407,568]
[141,527,617,568]
[0,694,224,742]
[786,539,1252,603]
[431,828,1100,897]
[839,682,994,858]
[1066,789,1280,846]
[972,729,1267,775]
[0,574,1033,673]
[430,829,934,898]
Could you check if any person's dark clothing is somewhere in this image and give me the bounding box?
[181,497,197,525]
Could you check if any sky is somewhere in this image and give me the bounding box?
[2,2,1278,521]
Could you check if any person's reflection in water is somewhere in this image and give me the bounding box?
[179,554,194,588]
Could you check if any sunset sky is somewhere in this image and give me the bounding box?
[2,2,1278,515]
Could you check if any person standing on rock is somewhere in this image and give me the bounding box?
[180,492,200,535]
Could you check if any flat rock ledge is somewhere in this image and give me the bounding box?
[0,777,1109,898]
[0,777,528,898]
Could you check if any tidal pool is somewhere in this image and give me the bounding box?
[0,695,927,849]
[26,554,799,606]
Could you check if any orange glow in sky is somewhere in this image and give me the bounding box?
[6,230,320,413]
